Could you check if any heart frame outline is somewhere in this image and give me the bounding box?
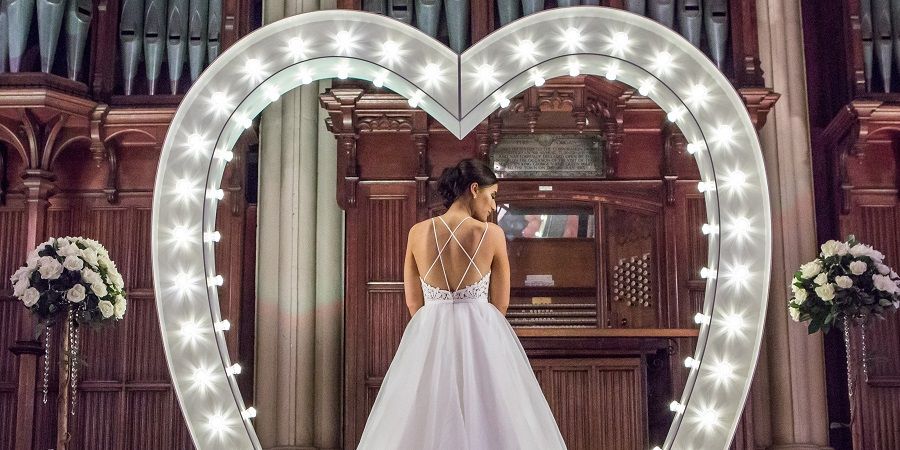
[151,8,772,449]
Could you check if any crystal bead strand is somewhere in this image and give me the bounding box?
[69,310,80,415]
[861,321,869,383]
[42,326,51,404]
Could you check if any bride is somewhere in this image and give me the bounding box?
[356,158,568,449]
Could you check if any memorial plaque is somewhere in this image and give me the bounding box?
[491,134,606,178]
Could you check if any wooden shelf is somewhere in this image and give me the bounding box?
[510,287,596,297]
[514,328,700,338]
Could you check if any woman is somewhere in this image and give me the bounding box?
[357,158,568,449]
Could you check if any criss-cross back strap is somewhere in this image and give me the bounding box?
[422,217,470,290]
[437,216,490,291]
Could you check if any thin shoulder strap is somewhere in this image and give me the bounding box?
[437,217,490,291]
[421,218,466,290]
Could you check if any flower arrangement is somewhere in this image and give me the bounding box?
[788,235,900,334]
[10,237,127,330]
[8,236,127,412]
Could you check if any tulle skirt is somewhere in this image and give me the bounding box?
[357,300,568,450]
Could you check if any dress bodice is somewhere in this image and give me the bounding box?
[421,272,491,304]
[420,216,491,304]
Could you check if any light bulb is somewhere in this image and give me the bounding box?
[407,90,424,108]
[243,58,263,80]
[712,124,735,145]
[667,106,685,123]
[726,170,748,188]
[568,63,580,77]
[711,361,734,381]
[604,64,619,80]
[531,73,545,87]
[335,30,354,53]
[563,27,582,48]
[226,363,242,375]
[701,223,719,235]
[669,401,685,413]
[210,91,229,113]
[187,133,204,154]
[192,366,215,386]
[723,313,744,332]
[697,408,720,428]
[730,264,750,283]
[235,115,252,129]
[610,32,629,53]
[172,226,191,244]
[214,320,231,332]
[694,312,711,325]
[208,275,224,287]
[173,272,194,293]
[697,181,715,193]
[207,413,228,433]
[241,407,257,420]
[287,37,306,59]
[380,40,401,64]
[204,231,222,242]
[686,84,709,106]
[207,189,225,200]
[516,39,536,60]
[684,357,700,368]
[422,63,442,83]
[180,321,204,340]
[373,73,387,88]
[700,267,717,279]
[732,217,752,236]
[476,64,495,84]
[216,150,234,162]
[653,51,674,73]
[638,79,654,96]
[686,142,703,155]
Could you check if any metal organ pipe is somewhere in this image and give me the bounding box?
[144,0,166,94]
[119,0,144,94]
[37,0,66,73]
[65,0,92,80]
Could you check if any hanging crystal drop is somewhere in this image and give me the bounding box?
[42,325,51,404]
[69,310,79,415]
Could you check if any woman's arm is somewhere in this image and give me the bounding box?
[404,225,425,317]
[488,224,511,315]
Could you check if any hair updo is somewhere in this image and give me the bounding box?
[436,158,499,208]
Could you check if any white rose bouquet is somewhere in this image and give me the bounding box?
[788,235,900,334]
[9,236,127,333]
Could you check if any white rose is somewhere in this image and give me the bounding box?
[22,288,40,307]
[55,238,70,248]
[849,261,867,275]
[81,268,101,285]
[26,252,40,269]
[835,276,853,289]
[875,263,891,275]
[56,243,81,258]
[793,286,808,303]
[67,284,87,303]
[788,305,801,322]
[800,260,822,279]
[820,240,849,257]
[97,300,114,319]
[91,282,108,298]
[894,300,900,310]
[37,257,63,280]
[81,248,99,267]
[10,266,30,284]
[63,255,84,272]
[110,271,125,289]
[815,283,836,302]
[13,278,29,297]
[873,275,898,294]
[114,296,127,319]
[849,244,884,262]
[814,273,828,286]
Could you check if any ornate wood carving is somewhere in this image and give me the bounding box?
[739,87,781,130]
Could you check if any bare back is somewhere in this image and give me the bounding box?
[404,215,511,315]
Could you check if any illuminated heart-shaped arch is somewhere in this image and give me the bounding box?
[152,7,771,449]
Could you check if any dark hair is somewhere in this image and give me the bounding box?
[437,158,499,208]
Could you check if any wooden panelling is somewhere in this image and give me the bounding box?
[366,198,407,281]
[124,390,176,449]
[535,358,646,450]
[366,291,407,377]
[69,391,121,450]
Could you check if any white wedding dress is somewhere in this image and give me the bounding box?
[357,217,568,450]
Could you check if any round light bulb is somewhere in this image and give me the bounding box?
[214,320,231,332]
[226,363,242,375]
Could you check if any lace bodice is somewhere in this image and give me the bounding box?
[421,272,491,304]
[420,216,490,304]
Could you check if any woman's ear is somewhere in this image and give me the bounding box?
[469,182,479,197]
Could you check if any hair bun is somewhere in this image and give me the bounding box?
[435,159,499,209]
